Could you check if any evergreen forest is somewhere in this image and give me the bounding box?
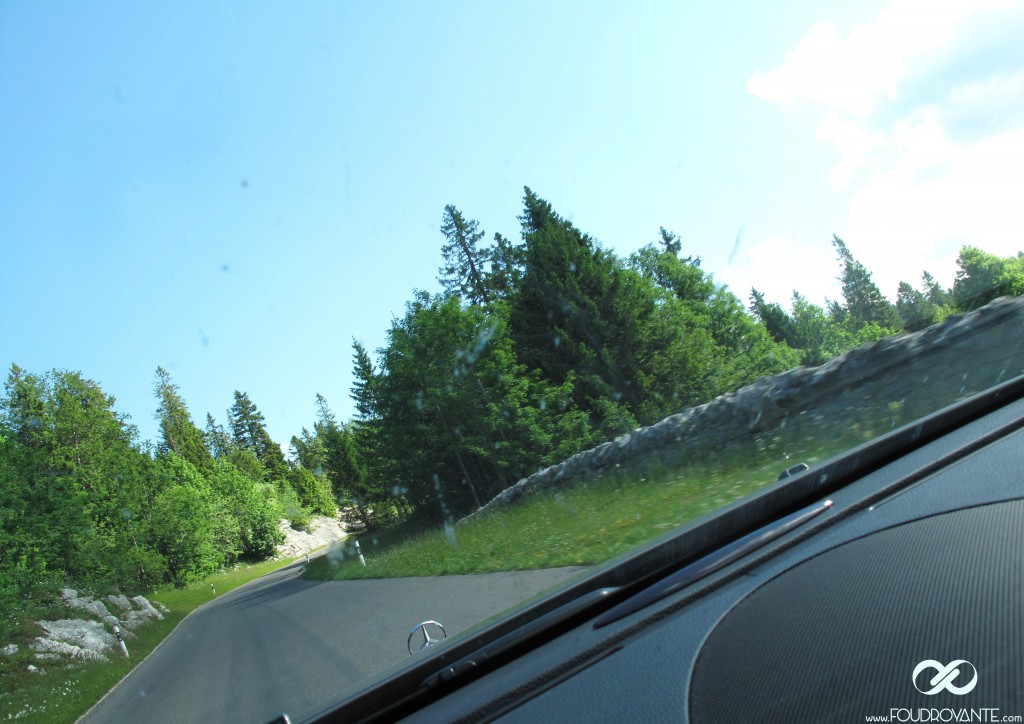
[4,188,1024,633]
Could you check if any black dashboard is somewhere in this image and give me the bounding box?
[305,376,1024,723]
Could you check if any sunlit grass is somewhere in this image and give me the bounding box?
[0,555,303,723]
[304,434,852,582]
[306,388,933,584]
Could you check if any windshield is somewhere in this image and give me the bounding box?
[2,2,1024,722]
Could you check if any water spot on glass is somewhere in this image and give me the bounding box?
[569,262,577,273]
[391,485,408,497]
[539,398,547,411]
[444,522,457,547]
[313,467,323,476]
[221,263,230,273]
[121,507,133,520]
[553,336,561,348]
[326,540,347,566]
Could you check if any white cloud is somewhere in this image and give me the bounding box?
[844,122,1024,297]
[736,0,1024,308]
[747,0,1011,117]
[747,20,899,117]
[720,237,841,309]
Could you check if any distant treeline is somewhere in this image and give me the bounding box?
[2,187,1022,626]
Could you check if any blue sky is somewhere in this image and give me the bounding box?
[2,0,1023,447]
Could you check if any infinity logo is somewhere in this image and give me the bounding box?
[912,660,978,696]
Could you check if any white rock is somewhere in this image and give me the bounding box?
[31,591,168,664]
[32,637,109,663]
[61,589,118,626]
[1,643,17,656]
[120,610,153,630]
[106,594,132,611]
[130,596,163,621]
[36,619,115,656]
[275,515,349,559]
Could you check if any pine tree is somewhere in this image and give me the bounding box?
[154,367,212,471]
[350,340,378,423]
[438,204,490,306]
[896,281,938,331]
[658,227,682,255]
[628,231,713,304]
[486,232,525,301]
[306,393,384,524]
[921,271,951,307]
[290,427,326,474]
[509,188,652,426]
[204,413,233,459]
[750,289,799,349]
[229,391,288,482]
[831,236,901,331]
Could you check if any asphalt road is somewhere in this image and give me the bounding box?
[80,561,584,724]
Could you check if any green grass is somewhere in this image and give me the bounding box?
[305,393,930,584]
[0,555,303,723]
[304,434,854,583]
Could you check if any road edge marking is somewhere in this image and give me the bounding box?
[74,547,331,723]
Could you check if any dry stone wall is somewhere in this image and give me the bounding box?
[460,296,1024,523]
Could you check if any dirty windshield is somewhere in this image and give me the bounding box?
[2,1,1024,722]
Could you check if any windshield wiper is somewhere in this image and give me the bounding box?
[593,498,833,628]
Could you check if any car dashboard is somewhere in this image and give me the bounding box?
[302,376,1024,723]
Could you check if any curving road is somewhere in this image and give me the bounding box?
[80,561,584,724]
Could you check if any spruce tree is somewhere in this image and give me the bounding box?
[831,236,901,331]
[154,367,212,471]
[438,204,490,306]
[229,391,289,482]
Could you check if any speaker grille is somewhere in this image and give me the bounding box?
[689,500,1024,722]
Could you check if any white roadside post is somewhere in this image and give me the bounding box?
[113,625,129,658]
[355,540,366,566]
